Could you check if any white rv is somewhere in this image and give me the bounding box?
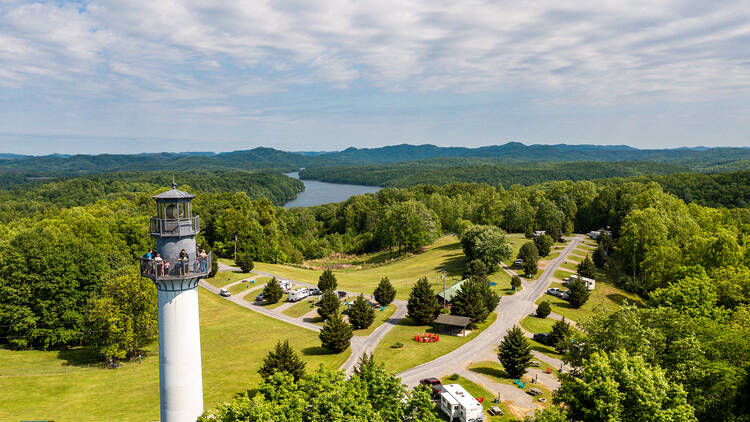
[277,279,292,292]
[288,288,309,302]
[564,275,596,290]
[439,384,484,422]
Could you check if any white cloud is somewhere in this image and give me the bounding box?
[0,0,748,110]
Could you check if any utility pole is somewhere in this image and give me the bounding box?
[441,272,446,308]
[233,235,238,262]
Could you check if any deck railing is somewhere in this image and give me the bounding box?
[150,216,200,237]
[140,252,211,280]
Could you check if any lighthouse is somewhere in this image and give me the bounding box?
[140,182,211,422]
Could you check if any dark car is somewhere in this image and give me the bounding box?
[336,290,347,299]
[419,377,443,398]
[309,287,321,295]
[533,333,552,346]
[255,293,264,302]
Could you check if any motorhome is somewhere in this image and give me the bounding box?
[288,288,309,302]
[563,274,595,290]
[438,384,484,422]
[277,279,292,292]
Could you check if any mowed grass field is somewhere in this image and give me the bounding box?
[373,313,497,374]
[534,278,644,322]
[205,270,252,288]
[253,236,468,300]
[0,288,348,422]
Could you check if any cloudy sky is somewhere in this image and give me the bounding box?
[1,0,748,154]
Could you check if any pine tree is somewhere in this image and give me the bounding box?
[536,301,551,318]
[498,325,533,379]
[263,277,284,304]
[235,252,254,273]
[518,242,539,277]
[348,294,375,329]
[319,311,353,353]
[353,353,376,377]
[476,276,501,311]
[568,278,591,308]
[450,279,489,325]
[407,277,440,325]
[317,288,340,320]
[534,234,554,257]
[465,259,488,279]
[318,268,338,292]
[258,339,306,381]
[548,317,573,354]
[592,244,607,268]
[373,276,396,307]
[577,255,596,279]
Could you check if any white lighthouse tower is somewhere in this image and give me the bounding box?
[140,182,211,422]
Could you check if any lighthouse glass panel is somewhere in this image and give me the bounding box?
[165,202,178,219]
[178,202,189,219]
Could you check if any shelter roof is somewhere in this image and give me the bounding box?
[434,314,472,328]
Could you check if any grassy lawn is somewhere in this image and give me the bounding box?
[439,374,519,421]
[228,280,260,295]
[535,279,644,323]
[205,270,251,288]
[469,361,554,406]
[520,315,556,334]
[502,234,528,267]
[553,269,574,280]
[559,262,578,272]
[283,298,319,318]
[352,304,397,336]
[0,288,349,422]
[564,254,584,263]
[254,236,468,300]
[373,313,497,374]
[488,271,516,295]
[541,251,560,260]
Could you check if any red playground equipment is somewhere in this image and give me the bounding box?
[414,332,440,342]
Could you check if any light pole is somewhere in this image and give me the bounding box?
[441,272,446,308]
[233,234,238,262]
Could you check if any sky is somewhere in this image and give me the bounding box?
[1,0,749,155]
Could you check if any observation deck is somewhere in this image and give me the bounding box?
[140,252,212,281]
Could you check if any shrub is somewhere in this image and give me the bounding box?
[536,301,551,318]
[235,252,254,273]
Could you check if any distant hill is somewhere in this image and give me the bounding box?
[0,153,29,159]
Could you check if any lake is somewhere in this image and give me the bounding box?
[283,172,381,208]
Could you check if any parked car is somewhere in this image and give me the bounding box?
[219,288,231,297]
[513,259,524,267]
[547,288,561,296]
[419,377,443,398]
[559,290,570,300]
[255,293,264,302]
[336,290,347,299]
[527,388,543,396]
[533,333,552,345]
[309,287,321,295]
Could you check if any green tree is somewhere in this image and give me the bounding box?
[87,272,158,361]
[208,254,219,278]
[534,234,554,257]
[262,277,284,304]
[407,277,441,325]
[234,252,254,273]
[577,255,596,279]
[465,259,488,279]
[592,244,607,268]
[348,294,375,329]
[498,325,533,379]
[648,276,722,319]
[548,317,572,354]
[518,242,539,277]
[379,200,441,253]
[511,275,522,290]
[258,339,306,382]
[317,288,340,320]
[525,407,568,422]
[536,301,551,318]
[319,311,353,353]
[460,224,513,271]
[373,276,396,307]
[568,278,590,308]
[318,268,337,292]
[451,279,490,325]
[556,349,697,422]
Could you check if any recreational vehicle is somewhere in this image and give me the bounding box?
[288,288,310,302]
[439,384,484,422]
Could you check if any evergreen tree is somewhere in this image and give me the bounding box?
[258,339,306,381]
[373,276,396,306]
[577,256,597,279]
[592,244,607,268]
[548,318,572,354]
[534,234,554,257]
[465,259,488,279]
[568,278,591,308]
[451,279,489,325]
[348,294,375,329]
[319,311,353,353]
[407,277,441,325]
[518,242,539,277]
[476,276,501,312]
[262,277,284,304]
[235,252,254,273]
[318,268,338,292]
[353,353,376,377]
[498,325,533,379]
[536,301,551,318]
[511,275,522,290]
[317,288,340,320]
[208,253,219,278]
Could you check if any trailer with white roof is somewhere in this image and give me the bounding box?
[438,383,484,422]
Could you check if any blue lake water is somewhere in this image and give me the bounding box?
[283,172,381,208]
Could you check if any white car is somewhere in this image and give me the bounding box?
[547,288,561,296]
[219,288,231,297]
[514,259,524,267]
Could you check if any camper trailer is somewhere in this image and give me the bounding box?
[439,384,484,422]
[563,274,596,290]
[277,279,293,292]
[288,288,309,302]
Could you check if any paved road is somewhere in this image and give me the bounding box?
[340,300,408,374]
[396,236,583,387]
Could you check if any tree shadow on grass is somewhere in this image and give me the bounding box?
[607,293,635,306]
[302,316,324,324]
[433,242,462,252]
[57,347,105,367]
[435,255,466,276]
[301,346,336,356]
[470,364,510,381]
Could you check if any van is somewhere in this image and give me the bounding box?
[219,288,231,297]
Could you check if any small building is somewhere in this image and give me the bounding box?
[436,279,467,306]
[439,383,485,422]
[434,314,472,336]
